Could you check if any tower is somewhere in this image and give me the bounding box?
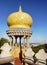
[6,6,33,61]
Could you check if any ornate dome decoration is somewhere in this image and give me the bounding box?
[7,6,32,29]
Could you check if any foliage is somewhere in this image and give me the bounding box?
[31,44,47,53]
[0,38,9,48]
[0,49,2,54]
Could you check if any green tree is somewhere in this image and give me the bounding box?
[32,44,47,53]
[0,38,9,48]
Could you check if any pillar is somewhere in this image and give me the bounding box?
[26,36,30,47]
[9,36,12,46]
[15,36,17,47]
[15,36,17,43]
[23,36,26,44]
[14,36,17,48]
[11,36,15,49]
[19,36,22,62]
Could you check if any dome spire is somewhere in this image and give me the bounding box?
[19,5,22,12]
[7,5,32,29]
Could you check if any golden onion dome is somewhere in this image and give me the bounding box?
[7,6,32,29]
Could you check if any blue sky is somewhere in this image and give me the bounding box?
[0,0,47,43]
